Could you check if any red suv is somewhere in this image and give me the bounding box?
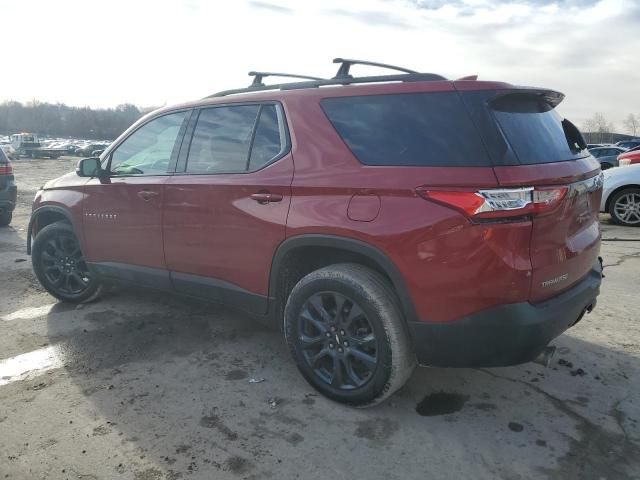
[28,59,603,406]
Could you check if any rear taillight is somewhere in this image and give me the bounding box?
[0,163,12,175]
[416,186,568,220]
[619,158,632,167]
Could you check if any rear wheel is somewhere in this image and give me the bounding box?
[32,221,103,302]
[609,187,640,227]
[284,263,415,407]
[0,211,12,226]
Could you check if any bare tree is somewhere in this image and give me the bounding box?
[623,113,639,137]
[0,100,147,139]
[583,112,616,144]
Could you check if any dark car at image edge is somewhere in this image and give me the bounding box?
[0,147,17,226]
[26,59,603,406]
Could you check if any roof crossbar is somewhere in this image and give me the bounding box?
[248,71,324,87]
[332,58,418,79]
[206,58,447,98]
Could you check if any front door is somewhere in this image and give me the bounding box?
[82,110,189,285]
[163,103,293,314]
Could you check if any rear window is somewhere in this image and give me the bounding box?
[491,94,588,165]
[321,92,490,167]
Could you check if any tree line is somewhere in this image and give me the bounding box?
[582,112,640,144]
[1,99,638,144]
[0,100,153,140]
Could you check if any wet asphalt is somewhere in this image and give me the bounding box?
[1,157,639,480]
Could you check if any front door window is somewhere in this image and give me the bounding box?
[109,111,188,176]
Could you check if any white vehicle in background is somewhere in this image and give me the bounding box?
[9,133,66,158]
[601,164,640,226]
[0,144,17,160]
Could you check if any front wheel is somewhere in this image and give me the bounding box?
[609,187,640,227]
[32,221,103,302]
[284,263,415,407]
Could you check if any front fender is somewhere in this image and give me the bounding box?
[27,204,81,255]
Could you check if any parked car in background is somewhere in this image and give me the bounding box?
[616,139,640,150]
[588,146,627,170]
[618,146,640,167]
[601,163,640,226]
[76,143,110,157]
[55,143,78,155]
[27,60,603,406]
[0,147,17,226]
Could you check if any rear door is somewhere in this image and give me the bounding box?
[462,89,602,302]
[163,102,293,314]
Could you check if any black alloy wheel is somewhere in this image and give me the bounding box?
[40,232,92,295]
[32,221,103,303]
[298,291,378,389]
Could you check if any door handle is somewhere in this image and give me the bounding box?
[250,192,283,204]
[137,190,159,201]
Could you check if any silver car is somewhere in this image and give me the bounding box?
[601,163,640,226]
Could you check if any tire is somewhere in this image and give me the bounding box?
[600,163,613,171]
[0,211,12,226]
[32,221,103,303]
[608,187,640,227]
[284,263,415,407]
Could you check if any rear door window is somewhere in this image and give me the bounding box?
[320,92,491,167]
[185,104,286,174]
[186,105,260,174]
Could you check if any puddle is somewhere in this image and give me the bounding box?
[0,346,64,386]
[2,304,57,321]
[416,392,469,416]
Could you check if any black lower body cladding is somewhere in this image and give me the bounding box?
[409,262,602,368]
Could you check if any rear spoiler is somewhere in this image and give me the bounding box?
[489,89,565,112]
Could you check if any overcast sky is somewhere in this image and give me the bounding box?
[3,0,639,129]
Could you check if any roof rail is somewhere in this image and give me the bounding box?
[332,58,418,79]
[248,71,324,87]
[206,59,447,98]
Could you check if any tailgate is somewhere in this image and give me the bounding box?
[485,89,602,302]
[494,161,602,302]
[458,86,603,303]
[528,173,602,301]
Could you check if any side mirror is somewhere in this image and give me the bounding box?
[76,157,102,177]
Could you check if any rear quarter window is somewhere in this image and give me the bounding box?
[320,92,491,167]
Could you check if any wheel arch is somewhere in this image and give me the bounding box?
[27,205,76,255]
[268,234,418,329]
[604,184,640,213]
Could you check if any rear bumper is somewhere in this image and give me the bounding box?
[408,261,602,367]
[0,181,17,213]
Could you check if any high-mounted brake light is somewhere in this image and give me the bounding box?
[416,186,568,219]
[0,163,13,175]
